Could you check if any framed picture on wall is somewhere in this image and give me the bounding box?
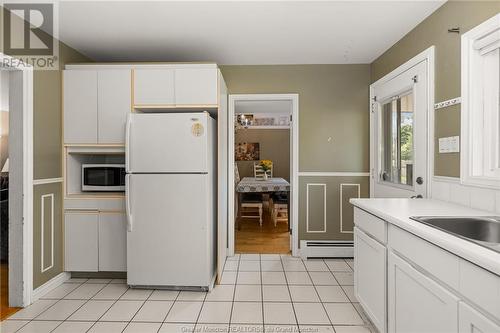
[235,142,260,161]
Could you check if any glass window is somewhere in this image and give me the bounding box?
[381,92,414,186]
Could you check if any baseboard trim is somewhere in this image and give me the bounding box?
[32,272,70,302]
[300,240,354,259]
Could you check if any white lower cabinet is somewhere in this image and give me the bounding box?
[354,227,386,333]
[388,251,459,333]
[64,211,99,272]
[98,212,127,271]
[459,302,500,333]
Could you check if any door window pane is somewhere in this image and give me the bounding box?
[381,92,414,186]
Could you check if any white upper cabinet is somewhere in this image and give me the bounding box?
[64,70,98,144]
[133,68,175,106]
[98,69,131,144]
[175,68,218,105]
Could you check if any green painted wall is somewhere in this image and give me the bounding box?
[371,1,500,177]
[221,65,371,243]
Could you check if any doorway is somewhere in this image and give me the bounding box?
[228,94,299,256]
[0,53,34,312]
[370,47,434,198]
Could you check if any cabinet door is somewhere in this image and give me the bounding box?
[133,69,175,106]
[63,70,98,144]
[98,212,127,271]
[175,68,218,105]
[354,227,386,333]
[98,69,131,143]
[459,302,500,333]
[388,251,459,333]
[64,211,98,271]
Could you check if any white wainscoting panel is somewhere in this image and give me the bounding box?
[306,183,327,233]
[41,193,54,273]
[340,183,360,234]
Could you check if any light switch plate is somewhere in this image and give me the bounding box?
[439,136,460,153]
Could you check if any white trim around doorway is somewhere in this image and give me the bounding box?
[228,94,299,257]
[1,52,34,307]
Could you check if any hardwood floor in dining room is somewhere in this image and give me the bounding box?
[0,263,20,321]
[236,207,290,254]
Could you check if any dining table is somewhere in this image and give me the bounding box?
[236,177,291,230]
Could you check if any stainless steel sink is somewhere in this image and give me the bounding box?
[410,216,500,253]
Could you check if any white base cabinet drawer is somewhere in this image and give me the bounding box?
[354,227,386,333]
[388,251,459,333]
[64,211,99,272]
[459,302,500,333]
[98,212,127,271]
[354,208,387,243]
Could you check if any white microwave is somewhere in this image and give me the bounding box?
[82,164,126,192]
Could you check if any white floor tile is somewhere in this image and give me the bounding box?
[235,285,262,302]
[149,290,179,301]
[0,320,29,333]
[341,286,357,302]
[299,325,335,333]
[265,324,299,333]
[324,303,364,325]
[230,324,263,333]
[333,272,354,286]
[345,259,354,270]
[52,321,94,333]
[281,255,301,262]
[263,303,296,325]
[309,272,338,286]
[316,286,350,303]
[123,322,162,333]
[261,254,281,261]
[85,279,112,284]
[231,302,263,324]
[110,279,127,284]
[205,285,235,302]
[120,288,153,300]
[293,303,330,325]
[352,303,371,325]
[239,261,261,272]
[237,271,261,285]
[261,261,283,272]
[87,322,128,333]
[100,300,144,322]
[195,323,229,332]
[159,323,195,333]
[289,286,319,302]
[262,272,287,285]
[325,260,352,272]
[220,271,237,285]
[164,301,203,323]
[285,272,312,285]
[177,291,207,301]
[226,255,240,261]
[17,321,61,333]
[64,283,106,300]
[9,299,58,319]
[240,254,260,261]
[283,261,306,272]
[223,260,239,271]
[35,300,86,320]
[66,278,88,283]
[132,300,173,322]
[262,285,290,302]
[92,284,129,300]
[40,283,80,299]
[333,326,372,333]
[303,261,329,272]
[68,300,114,321]
[197,301,232,324]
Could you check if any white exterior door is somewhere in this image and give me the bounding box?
[371,61,428,198]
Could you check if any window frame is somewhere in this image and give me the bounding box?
[461,13,500,189]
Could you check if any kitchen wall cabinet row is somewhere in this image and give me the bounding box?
[64,211,126,272]
[63,64,219,145]
[353,208,500,333]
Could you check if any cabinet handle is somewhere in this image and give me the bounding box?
[125,114,132,172]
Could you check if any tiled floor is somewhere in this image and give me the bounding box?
[0,255,375,333]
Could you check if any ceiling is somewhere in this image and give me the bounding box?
[58,1,446,64]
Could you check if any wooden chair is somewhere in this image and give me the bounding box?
[270,192,288,227]
[236,164,263,226]
[254,163,273,179]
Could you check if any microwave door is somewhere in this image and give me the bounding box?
[82,165,125,192]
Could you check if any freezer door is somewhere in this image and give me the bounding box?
[126,174,216,287]
[127,112,210,173]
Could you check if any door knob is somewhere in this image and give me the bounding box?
[416,177,423,185]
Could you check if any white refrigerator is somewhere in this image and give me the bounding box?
[125,112,217,290]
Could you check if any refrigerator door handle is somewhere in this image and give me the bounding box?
[125,114,132,173]
[125,174,133,232]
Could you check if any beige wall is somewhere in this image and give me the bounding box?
[221,65,371,242]
[371,1,500,177]
[235,129,290,181]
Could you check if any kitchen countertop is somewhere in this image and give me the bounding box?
[350,198,500,276]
